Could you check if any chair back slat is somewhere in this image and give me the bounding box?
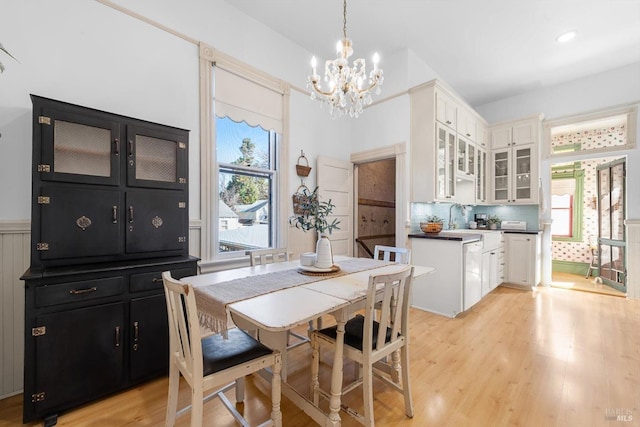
[162,272,203,379]
[373,245,411,264]
[364,266,414,352]
[247,248,290,266]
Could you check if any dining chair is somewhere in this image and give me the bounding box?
[246,248,311,350]
[310,265,414,427]
[162,272,282,427]
[246,247,290,266]
[373,245,411,264]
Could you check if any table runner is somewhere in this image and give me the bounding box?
[193,258,393,336]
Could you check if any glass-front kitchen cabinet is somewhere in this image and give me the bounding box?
[491,143,538,204]
[436,123,456,200]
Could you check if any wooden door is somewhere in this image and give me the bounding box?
[317,156,353,256]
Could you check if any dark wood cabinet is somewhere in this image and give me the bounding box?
[22,96,198,424]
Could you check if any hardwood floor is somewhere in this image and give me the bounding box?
[551,271,626,297]
[2,285,638,426]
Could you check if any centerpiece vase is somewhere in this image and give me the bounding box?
[315,234,334,269]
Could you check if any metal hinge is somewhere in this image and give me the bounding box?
[38,116,51,125]
[37,196,50,204]
[31,392,46,402]
[178,236,186,243]
[32,326,46,336]
[178,177,187,184]
[178,142,186,149]
[37,164,51,173]
[36,242,50,251]
[178,202,186,209]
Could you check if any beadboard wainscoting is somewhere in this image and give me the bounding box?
[188,220,201,260]
[0,221,30,399]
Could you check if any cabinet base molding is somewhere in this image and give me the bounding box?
[499,282,534,291]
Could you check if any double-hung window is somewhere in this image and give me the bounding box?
[198,47,289,264]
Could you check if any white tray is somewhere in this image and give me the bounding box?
[298,264,340,273]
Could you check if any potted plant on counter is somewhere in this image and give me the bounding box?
[420,215,444,234]
[487,215,501,230]
[289,186,340,269]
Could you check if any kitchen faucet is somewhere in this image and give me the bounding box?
[449,203,461,229]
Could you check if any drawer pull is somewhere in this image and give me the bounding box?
[112,206,118,223]
[129,206,134,223]
[133,321,139,351]
[152,277,163,283]
[69,286,97,295]
[114,138,120,155]
[115,326,121,347]
[128,139,134,156]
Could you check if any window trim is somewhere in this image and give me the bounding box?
[199,43,290,266]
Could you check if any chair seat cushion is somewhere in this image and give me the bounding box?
[317,315,393,351]
[202,328,273,375]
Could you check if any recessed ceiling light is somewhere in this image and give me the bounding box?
[556,30,577,43]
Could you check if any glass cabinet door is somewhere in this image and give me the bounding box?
[492,149,509,202]
[514,146,532,200]
[457,137,467,174]
[476,148,486,203]
[468,143,475,177]
[447,130,456,199]
[39,108,121,186]
[127,125,188,190]
[436,125,455,200]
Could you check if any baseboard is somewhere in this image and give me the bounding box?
[552,260,593,276]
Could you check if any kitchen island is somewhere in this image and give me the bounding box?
[408,232,484,317]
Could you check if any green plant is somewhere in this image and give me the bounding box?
[425,215,444,223]
[289,186,340,235]
[0,43,18,73]
[487,215,501,225]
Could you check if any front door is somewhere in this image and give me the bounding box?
[597,158,626,293]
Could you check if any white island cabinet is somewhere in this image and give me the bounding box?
[409,233,483,318]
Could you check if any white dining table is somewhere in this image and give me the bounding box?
[183,256,434,426]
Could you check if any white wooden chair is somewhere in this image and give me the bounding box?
[310,266,414,427]
[246,248,312,351]
[162,272,282,427]
[246,248,290,266]
[373,245,411,264]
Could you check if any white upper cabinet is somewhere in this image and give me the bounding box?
[458,108,477,142]
[411,82,483,204]
[491,118,539,149]
[436,91,457,129]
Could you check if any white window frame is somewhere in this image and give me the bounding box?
[198,43,290,268]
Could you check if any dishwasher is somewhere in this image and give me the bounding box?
[463,241,483,311]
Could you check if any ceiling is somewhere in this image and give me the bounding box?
[223,0,640,107]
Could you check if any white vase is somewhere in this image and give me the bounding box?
[489,223,497,230]
[315,234,334,269]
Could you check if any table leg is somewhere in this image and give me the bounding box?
[258,330,290,381]
[328,317,346,426]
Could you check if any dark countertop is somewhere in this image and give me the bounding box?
[408,232,482,242]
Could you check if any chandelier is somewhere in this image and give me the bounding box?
[307,0,384,118]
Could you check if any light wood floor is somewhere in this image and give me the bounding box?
[551,271,626,297]
[2,285,638,426]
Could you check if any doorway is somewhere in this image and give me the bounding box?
[549,154,627,296]
[354,158,396,258]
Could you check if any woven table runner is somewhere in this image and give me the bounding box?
[194,258,392,336]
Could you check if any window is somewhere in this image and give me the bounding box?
[544,105,637,158]
[551,162,584,241]
[551,192,573,237]
[216,117,279,253]
[196,47,289,264]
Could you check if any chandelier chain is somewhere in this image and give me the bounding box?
[343,0,347,39]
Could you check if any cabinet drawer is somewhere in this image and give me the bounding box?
[130,267,194,293]
[36,276,124,308]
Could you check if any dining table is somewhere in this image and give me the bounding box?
[183,256,434,426]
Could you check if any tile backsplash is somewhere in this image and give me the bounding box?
[410,203,540,232]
